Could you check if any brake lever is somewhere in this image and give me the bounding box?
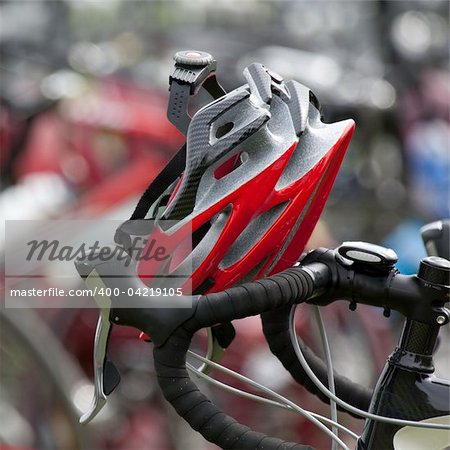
[75,246,199,424]
[80,308,113,424]
[76,265,121,424]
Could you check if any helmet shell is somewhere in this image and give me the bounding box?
[137,63,355,293]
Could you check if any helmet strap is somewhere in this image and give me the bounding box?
[168,51,226,135]
[129,51,226,221]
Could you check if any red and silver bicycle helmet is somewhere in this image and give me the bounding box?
[118,51,355,295]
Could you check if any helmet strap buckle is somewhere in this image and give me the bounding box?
[168,50,226,134]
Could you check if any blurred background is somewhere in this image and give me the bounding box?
[1,1,449,449]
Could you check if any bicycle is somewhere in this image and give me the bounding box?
[75,52,449,450]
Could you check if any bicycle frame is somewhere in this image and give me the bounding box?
[358,318,450,450]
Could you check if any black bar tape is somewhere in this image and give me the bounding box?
[153,268,317,449]
[261,307,372,417]
[186,268,315,332]
[154,330,314,450]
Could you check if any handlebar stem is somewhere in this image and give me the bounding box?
[301,248,450,326]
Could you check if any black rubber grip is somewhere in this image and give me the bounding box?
[261,307,372,417]
[154,268,316,449]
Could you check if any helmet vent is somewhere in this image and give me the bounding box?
[237,256,270,284]
[214,152,241,180]
[165,221,212,274]
[215,122,234,139]
[220,201,288,269]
